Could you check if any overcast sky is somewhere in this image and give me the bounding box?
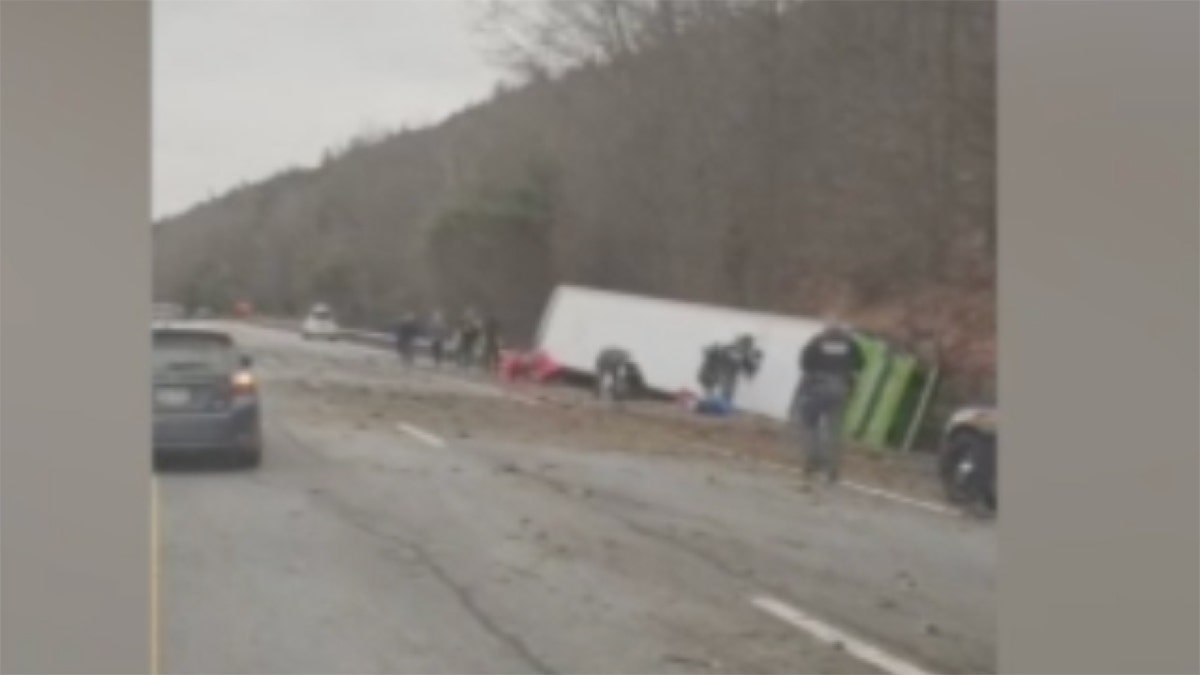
[153,0,506,219]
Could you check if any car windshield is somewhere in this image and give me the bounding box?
[153,332,235,375]
[312,310,332,320]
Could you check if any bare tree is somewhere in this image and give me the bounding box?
[471,0,744,79]
[156,0,996,399]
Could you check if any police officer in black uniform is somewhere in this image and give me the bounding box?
[791,320,866,483]
[393,310,419,365]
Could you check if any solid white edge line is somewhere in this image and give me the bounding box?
[751,595,937,675]
[150,477,160,675]
[397,422,447,448]
[842,481,956,516]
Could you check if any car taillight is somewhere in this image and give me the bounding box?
[231,370,256,396]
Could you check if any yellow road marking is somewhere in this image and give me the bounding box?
[150,476,160,675]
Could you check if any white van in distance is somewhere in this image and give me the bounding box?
[301,303,340,341]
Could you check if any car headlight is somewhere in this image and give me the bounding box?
[231,370,257,396]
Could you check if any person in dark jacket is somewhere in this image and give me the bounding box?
[697,335,763,404]
[427,309,448,367]
[394,311,419,365]
[457,307,483,368]
[480,314,502,372]
[697,343,725,399]
[720,334,762,402]
[595,347,641,402]
[790,320,866,484]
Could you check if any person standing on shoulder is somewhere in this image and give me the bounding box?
[392,313,406,361]
[480,313,502,373]
[790,318,866,484]
[427,308,448,367]
[395,311,419,365]
[457,307,482,368]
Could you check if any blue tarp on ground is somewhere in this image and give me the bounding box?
[693,397,734,417]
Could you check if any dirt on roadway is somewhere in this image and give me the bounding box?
[246,316,945,503]
[160,321,995,675]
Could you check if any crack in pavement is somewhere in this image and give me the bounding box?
[499,465,759,583]
[270,406,973,675]
[273,426,558,675]
[320,499,558,675]
[493,462,967,675]
[403,536,558,675]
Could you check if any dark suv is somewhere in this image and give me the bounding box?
[939,406,997,514]
[153,328,262,468]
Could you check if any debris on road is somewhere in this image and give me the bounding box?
[662,653,718,670]
[267,351,947,508]
[896,570,919,591]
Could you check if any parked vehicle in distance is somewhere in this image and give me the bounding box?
[939,405,997,515]
[153,327,262,468]
[153,302,186,328]
[302,303,340,341]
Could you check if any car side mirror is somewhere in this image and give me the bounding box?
[240,354,253,369]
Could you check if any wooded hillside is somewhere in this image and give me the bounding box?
[154,0,995,403]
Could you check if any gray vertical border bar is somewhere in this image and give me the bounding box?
[1,1,152,673]
[999,1,1199,673]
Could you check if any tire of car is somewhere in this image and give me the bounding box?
[940,429,994,512]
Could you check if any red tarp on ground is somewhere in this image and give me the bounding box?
[500,350,563,383]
